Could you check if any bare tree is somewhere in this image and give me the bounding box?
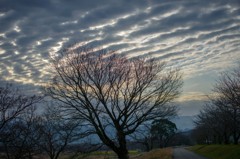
[214,65,240,109]
[0,106,41,159]
[195,64,240,144]
[0,101,85,159]
[195,102,232,144]
[0,84,43,158]
[46,46,182,159]
[0,84,43,131]
[213,65,240,144]
[35,104,83,159]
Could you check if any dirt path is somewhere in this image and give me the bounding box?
[173,147,209,159]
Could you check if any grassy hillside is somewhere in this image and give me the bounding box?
[189,145,240,159]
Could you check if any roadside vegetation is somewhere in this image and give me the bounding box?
[189,145,240,159]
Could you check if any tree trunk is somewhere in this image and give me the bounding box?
[116,131,129,159]
[223,132,229,144]
[116,148,129,159]
[150,137,153,150]
[233,109,238,145]
[143,137,150,151]
[217,135,222,144]
[28,151,33,159]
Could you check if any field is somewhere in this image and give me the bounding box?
[189,145,240,159]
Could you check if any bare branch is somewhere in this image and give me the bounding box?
[45,46,182,159]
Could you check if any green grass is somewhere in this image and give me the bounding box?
[189,144,240,159]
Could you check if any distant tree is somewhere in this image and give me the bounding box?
[0,106,41,159]
[192,122,216,144]
[46,46,182,159]
[150,119,177,148]
[131,115,177,151]
[0,84,43,159]
[0,84,43,131]
[0,102,87,159]
[196,101,233,144]
[130,123,153,151]
[170,131,193,146]
[214,64,240,109]
[213,65,240,144]
[195,64,240,144]
[35,104,83,159]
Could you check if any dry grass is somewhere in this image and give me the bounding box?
[133,148,172,159]
[59,148,172,159]
[2,148,172,159]
[60,150,139,159]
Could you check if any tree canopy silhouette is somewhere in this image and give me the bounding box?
[46,46,182,159]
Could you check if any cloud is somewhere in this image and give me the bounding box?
[176,92,208,102]
[0,0,239,104]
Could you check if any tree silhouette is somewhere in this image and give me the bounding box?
[0,84,42,131]
[151,119,177,148]
[195,64,240,144]
[46,46,182,159]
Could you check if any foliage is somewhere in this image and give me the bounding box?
[150,119,177,148]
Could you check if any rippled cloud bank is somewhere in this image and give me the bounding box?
[0,0,239,104]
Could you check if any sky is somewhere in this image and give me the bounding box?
[0,0,239,116]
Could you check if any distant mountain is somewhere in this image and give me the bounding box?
[170,116,196,132]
